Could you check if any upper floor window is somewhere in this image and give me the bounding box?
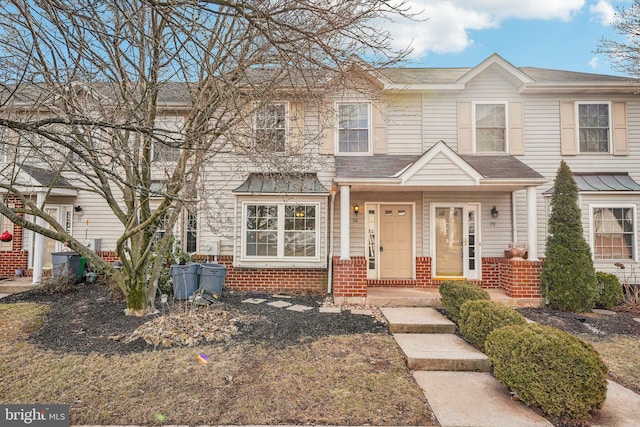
[592,206,635,260]
[578,103,610,153]
[337,102,370,154]
[153,116,184,162]
[254,102,287,152]
[475,103,506,152]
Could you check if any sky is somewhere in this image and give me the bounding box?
[384,0,630,76]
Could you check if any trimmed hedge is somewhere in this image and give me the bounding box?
[439,280,490,323]
[485,323,608,420]
[595,271,623,310]
[458,300,527,352]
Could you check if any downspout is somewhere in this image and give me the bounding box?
[511,191,518,244]
[327,186,337,294]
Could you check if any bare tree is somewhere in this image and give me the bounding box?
[0,0,411,314]
[596,0,640,78]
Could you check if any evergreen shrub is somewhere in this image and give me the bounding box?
[485,323,608,420]
[439,280,489,323]
[595,271,623,310]
[458,300,527,352]
[541,161,598,313]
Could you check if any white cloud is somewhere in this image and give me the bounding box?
[387,0,585,57]
[589,1,616,25]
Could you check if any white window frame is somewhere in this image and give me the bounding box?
[253,101,288,153]
[241,201,321,262]
[589,204,636,261]
[152,116,184,163]
[184,208,198,253]
[335,101,372,155]
[472,101,509,154]
[576,101,612,154]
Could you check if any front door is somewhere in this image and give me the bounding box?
[433,204,480,279]
[379,204,413,279]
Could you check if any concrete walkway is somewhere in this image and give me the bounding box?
[381,306,640,427]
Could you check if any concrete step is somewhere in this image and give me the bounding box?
[381,307,455,334]
[394,333,490,371]
[367,288,442,307]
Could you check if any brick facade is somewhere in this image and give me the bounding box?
[215,255,327,293]
[0,196,29,278]
[332,256,545,299]
[332,256,367,299]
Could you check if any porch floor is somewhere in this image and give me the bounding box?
[366,287,545,308]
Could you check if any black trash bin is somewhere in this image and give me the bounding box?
[51,252,84,279]
[170,263,199,300]
[198,263,227,297]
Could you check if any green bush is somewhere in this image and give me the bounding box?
[595,271,623,310]
[439,280,490,323]
[458,300,527,352]
[541,161,598,313]
[485,323,608,421]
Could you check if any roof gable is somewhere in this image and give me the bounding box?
[399,141,482,186]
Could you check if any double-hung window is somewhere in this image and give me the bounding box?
[578,103,610,153]
[153,116,184,162]
[244,203,318,259]
[475,103,506,152]
[592,206,635,260]
[337,102,370,154]
[254,102,287,152]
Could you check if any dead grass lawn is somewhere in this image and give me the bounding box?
[579,333,640,394]
[0,303,436,426]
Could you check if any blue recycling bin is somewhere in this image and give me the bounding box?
[198,263,227,297]
[170,263,199,299]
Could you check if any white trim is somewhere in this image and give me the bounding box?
[575,101,612,154]
[399,140,483,185]
[430,202,482,280]
[364,202,416,280]
[252,101,289,153]
[334,101,372,156]
[589,203,637,262]
[239,200,322,266]
[472,101,509,154]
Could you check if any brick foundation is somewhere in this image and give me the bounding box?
[0,196,28,278]
[331,256,544,299]
[214,255,327,293]
[332,256,367,299]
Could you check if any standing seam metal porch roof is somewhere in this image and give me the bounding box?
[544,173,640,194]
[233,173,329,194]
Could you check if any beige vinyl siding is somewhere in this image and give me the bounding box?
[422,95,457,152]
[386,94,423,155]
[511,98,640,262]
[403,152,477,186]
[335,191,423,258]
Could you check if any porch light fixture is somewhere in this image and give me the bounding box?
[74,206,83,212]
[353,205,360,217]
[491,206,499,219]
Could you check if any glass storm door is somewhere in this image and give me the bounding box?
[434,205,479,278]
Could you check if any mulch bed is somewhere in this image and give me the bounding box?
[518,306,640,337]
[0,282,389,355]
